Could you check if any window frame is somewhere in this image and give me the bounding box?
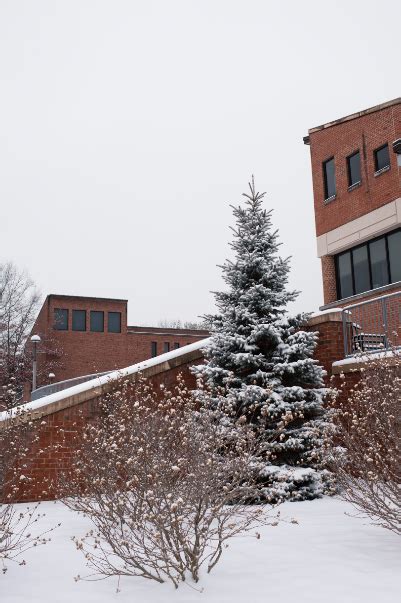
[107,311,121,333]
[151,342,157,357]
[335,228,400,299]
[346,150,361,188]
[72,309,86,332]
[322,156,336,201]
[164,342,170,353]
[54,308,69,331]
[373,143,390,173]
[90,310,104,333]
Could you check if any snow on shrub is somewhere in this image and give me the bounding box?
[59,375,281,588]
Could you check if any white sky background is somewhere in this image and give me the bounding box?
[1,0,400,325]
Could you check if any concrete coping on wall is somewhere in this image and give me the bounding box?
[0,337,211,426]
[332,350,400,374]
[307,308,344,327]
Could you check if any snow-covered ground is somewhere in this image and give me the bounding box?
[2,497,399,603]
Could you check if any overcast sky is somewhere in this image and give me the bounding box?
[1,0,400,325]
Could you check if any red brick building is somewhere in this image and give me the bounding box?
[27,294,208,396]
[304,98,401,309]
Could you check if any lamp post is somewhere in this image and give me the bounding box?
[30,334,41,392]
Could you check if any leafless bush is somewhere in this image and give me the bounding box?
[0,411,56,573]
[61,376,279,588]
[331,353,401,535]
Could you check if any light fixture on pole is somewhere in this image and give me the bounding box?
[30,334,41,392]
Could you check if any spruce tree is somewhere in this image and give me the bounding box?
[194,178,331,502]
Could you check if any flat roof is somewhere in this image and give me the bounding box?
[48,294,128,303]
[306,97,401,138]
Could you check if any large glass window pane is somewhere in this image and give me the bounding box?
[374,144,390,172]
[108,312,121,333]
[388,230,401,283]
[370,238,389,288]
[337,252,353,299]
[323,158,336,199]
[90,310,104,332]
[72,309,86,331]
[347,151,361,186]
[352,245,370,294]
[54,308,68,330]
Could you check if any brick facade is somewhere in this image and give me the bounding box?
[3,345,204,502]
[25,294,208,397]
[305,99,401,307]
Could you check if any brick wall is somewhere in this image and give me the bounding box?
[309,103,401,237]
[25,295,208,396]
[306,101,401,306]
[3,347,204,502]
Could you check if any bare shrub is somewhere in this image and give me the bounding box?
[0,411,56,573]
[61,376,279,588]
[332,353,401,535]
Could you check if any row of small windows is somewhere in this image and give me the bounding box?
[54,309,121,333]
[151,341,180,357]
[323,143,390,201]
[335,229,401,299]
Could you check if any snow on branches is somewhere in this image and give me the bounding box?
[193,178,333,502]
[59,376,280,588]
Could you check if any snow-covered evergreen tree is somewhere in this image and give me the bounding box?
[194,178,332,502]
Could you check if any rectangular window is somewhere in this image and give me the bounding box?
[336,229,401,299]
[352,245,370,295]
[347,151,361,187]
[151,342,157,357]
[164,342,170,353]
[337,252,353,299]
[388,231,401,283]
[374,144,390,172]
[72,309,86,331]
[90,310,104,332]
[108,312,121,333]
[369,238,389,288]
[174,342,180,349]
[323,157,336,200]
[54,308,68,330]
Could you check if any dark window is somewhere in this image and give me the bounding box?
[337,252,353,299]
[335,228,401,299]
[174,342,180,349]
[164,342,170,353]
[90,311,104,332]
[54,308,68,330]
[374,144,390,172]
[388,231,401,283]
[347,151,361,186]
[323,157,336,200]
[151,342,157,357]
[352,245,370,294]
[370,238,389,288]
[108,312,121,333]
[72,310,86,331]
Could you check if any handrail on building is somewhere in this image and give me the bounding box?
[341,290,401,357]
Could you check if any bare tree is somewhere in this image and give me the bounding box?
[0,262,40,407]
[0,261,63,408]
[331,353,401,535]
[0,411,57,574]
[157,319,209,330]
[60,376,281,588]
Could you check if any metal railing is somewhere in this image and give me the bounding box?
[31,370,112,401]
[342,290,401,357]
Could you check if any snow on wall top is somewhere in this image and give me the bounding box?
[0,337,211,423]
